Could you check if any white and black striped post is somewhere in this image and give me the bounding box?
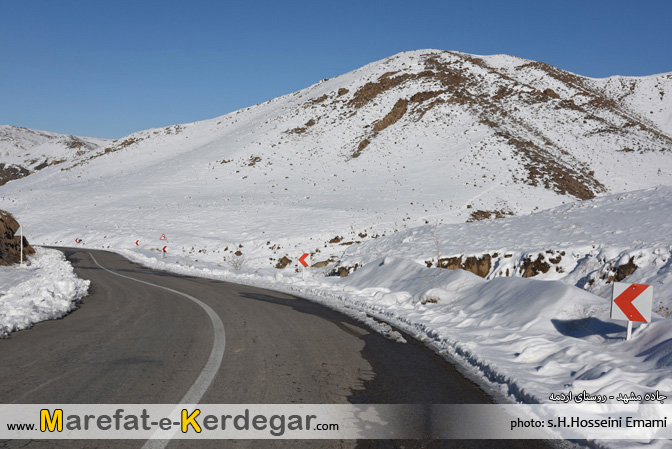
[14,225,24,268]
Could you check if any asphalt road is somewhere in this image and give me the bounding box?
[0,248,555,449]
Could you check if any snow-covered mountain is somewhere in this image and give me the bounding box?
[0,125,110,185]
[1,49,671,270]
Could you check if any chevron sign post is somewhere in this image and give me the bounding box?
[610,282,652,341]
[299,253,310,280]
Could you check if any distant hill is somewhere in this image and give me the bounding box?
[0,125,110,185]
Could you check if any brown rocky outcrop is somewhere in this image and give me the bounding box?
[0,210,34,265]
[275,256,292,269]
[437,255,492,278]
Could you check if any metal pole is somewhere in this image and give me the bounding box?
[626,320,633,341]
[19,226,23,269]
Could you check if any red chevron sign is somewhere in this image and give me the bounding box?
[299,253,310,267]
[611,283,652,323]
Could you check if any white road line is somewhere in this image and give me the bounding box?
[87,252,226,448]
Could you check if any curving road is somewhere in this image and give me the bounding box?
[0,248,552,449]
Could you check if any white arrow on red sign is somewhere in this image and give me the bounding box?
[163,246,167,253]
[299,253,310,267]
[611,282,652,323]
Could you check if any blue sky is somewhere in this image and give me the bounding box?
[2,0,670,139]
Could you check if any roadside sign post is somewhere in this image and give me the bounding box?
[14,225,23,268]
[610,282,652,341]
[299,253,310,280]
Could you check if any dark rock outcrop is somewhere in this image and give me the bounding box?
[0,210,34,265]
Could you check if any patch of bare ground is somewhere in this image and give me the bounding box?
[311,257,337,268]
[164,125,184,135]
[34,160,49,171]
[247,156,262,166]
[116,137,142,148]
[348,54,468,111]
[415,99,447,121]
[275,256,292,269]
[64,136,88,149]
[64,136,145,171]
[542,88,560,99]
[348,74,414,109]
[379,71,400,79]
[426,57,613,200]
[352,139,370,158]
[302,94,329,108]
[557,99,584,112]
[349,53,474,156]
[493,86,516,101]
[337,88,349,96]
[497,130,605,200]
[516,61,672,147]
[410,90,447,103]
[459,54,488,69]
[467,209,513,222]
[33,159,66,171]
[585,96,672,146]
[585,124,626,137]
[516,61,588,92]
[0,164,30,186]
[519,89,552,105]
[478,118,499,128]
[373,99,409,132]
[286,119,316,135]
[339,240,361,246]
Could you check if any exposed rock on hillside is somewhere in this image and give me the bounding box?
[0,210,34,265]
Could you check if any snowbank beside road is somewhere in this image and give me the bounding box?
[0,247,90,338]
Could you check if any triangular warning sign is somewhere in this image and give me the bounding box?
[160,233,167,241]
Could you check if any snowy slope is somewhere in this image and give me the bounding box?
[595,72,672,136]
[341,186,672,318]
[1,50,671,274]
